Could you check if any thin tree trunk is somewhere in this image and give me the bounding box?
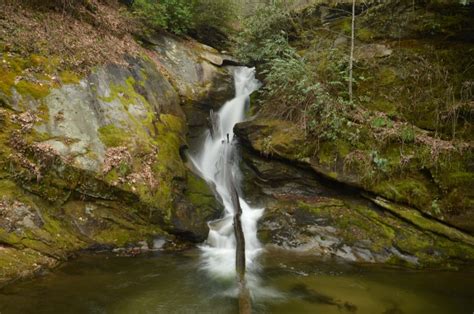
[349,0,355,102]
[224,140,251,314]
[230,181,251,314]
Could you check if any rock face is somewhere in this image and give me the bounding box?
[235,118,474,235]
[230,0,474,269]
[0,34,229,285]
[237,132,474,269]
[147,34,235,147]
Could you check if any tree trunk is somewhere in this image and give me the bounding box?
[224,141,251,314]
[349,0,355,102]
[230,181,246,281]
[230,182,251,314]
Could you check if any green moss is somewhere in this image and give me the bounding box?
[318,143,335,166]
[400,126,415,143]
[98,125,131,147]
[93,227,136,246]
[371,116,393,128]
[335,139,351,157]
[40,214,85,250]
[0,179,37,206]
[159,113,185,134]
[0,248,54,284]
[340,18,352,35]
[373,197,474,246]
[0,53,63,99]
[378,67,397,86]
[357,28,375,42]
[373,177,432,209]
[105,168,120,182]
[368,98,397,114]
[15,81,50,99]
[153,114,186,178]
[29,54,48,67]
[396,230,433,256]
[185,171,219,213]
[0,68,16,96]
[100,76,145,109]
[296,199,397,252]
[0,228,23,246]
[36,102,50,123]
[443,171,474,188]
[59,70,80,84]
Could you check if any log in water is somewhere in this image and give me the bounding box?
[188,67,262,311]
[228,168,251,313]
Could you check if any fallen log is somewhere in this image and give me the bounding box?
[230,178,251,314]
[224,139,251,314]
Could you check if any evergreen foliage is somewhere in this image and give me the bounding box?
[236,5,350,141]
[131,0,235,36]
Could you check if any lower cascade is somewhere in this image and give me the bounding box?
[189,67,263,285]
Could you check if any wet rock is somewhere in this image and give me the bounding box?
[0,247,58,288]
[170,171,223,242]
[258,193,474,267]
[238,144,474,267]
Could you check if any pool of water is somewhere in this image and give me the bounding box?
[1,249,473,314]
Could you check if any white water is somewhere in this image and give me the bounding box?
[189,67,263,280]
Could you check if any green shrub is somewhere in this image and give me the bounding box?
[192,0,235,33]
[236,6,291,64]
[400,126,416,143]
[131,0,192,35]
[370,150,389,173]
[236,6,349,141]
[130,0,234,36]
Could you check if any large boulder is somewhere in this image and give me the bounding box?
[0,33,230,285]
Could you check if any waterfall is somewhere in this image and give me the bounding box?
[189,67,263,281]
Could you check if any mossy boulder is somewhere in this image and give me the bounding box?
[0,33,235,284]
[169,171,223,242]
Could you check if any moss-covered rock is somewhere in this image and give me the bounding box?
[242,149,474,268]
[237,1,473,237]
[0,31,235,284]
[235,115,474,236]
[167,171,223,242]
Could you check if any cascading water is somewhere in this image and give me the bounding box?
[189,67,263,282]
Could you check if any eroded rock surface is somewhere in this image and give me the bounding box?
[0,34,228,285]
[239,148,474,268]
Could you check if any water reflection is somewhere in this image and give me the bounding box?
[0,250,473,314]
